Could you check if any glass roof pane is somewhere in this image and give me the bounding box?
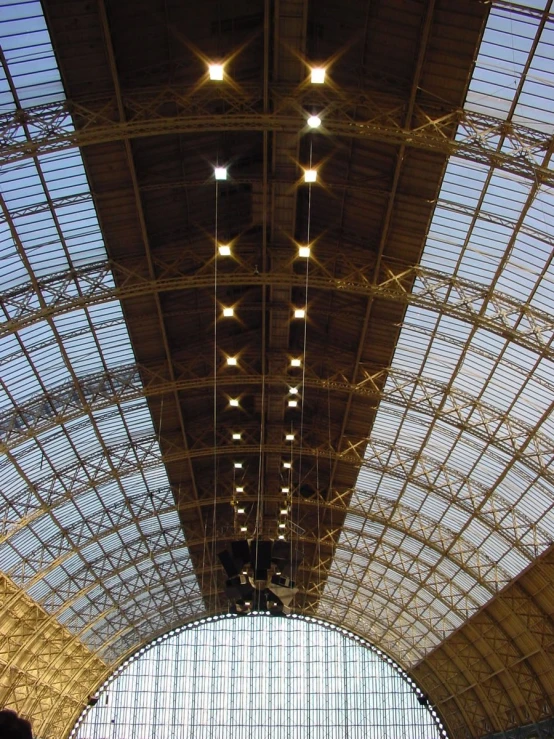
[0,1,201,661]
[322,0,554,661]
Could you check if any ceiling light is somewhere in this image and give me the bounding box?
[288,399,298,408]
[214,166,228,180]
[304,169,317,183]
[281,509,288,515]
[278,534,285,540]
[290,358,301,367]
[222,306,234,317]
[236,486,244,493]
[218,243,231,256]
[283,462,291,469]
[237,508,245,514]
[208,63,224,81]
[232,432,241,440]
[307,115,321,128]
[286,433,295,441]
[298,245,311,258]
[281,487,289,493]
[240,527,247,533]
[310,67,326,84]
[289,387,298,394]
[293,308,305,319]
[227,356,238,365]
[234,462,243,469]
[229,398,239,407]
[279,523,286,529]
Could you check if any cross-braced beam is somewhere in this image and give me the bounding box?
[1,86,552,182]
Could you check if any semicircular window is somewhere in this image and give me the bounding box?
[72,615,447,739]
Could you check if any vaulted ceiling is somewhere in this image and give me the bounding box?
[1,0,554,737]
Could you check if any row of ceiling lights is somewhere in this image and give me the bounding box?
[218,242,312,258]
[210,62,323,183]
[232,431,295,539]
[215,164,318,183]
[208,61,326,86]
[218,233,309,321]
[209,59,319,542]
[221,305,306,320]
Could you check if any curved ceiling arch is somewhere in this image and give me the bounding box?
[79,565,453,664]
[3,363,553,493]
[2,2,554,739]
[2,433,543,577]
[1,88,551,183]
[2,263,554,362]
[10,507,481,627]
[5,494,495,614]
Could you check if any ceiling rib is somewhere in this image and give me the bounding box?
[3,262,553,359]
[2,88,552,183]
[3,365,553,523]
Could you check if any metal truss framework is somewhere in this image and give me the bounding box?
[2,426,548,568]
[0,2,554,739]
[413,554,554,739]
[2,259,553,357]
[2,361,553,497]
[0,85,553,183]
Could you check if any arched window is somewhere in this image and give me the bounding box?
[73,615,447,739]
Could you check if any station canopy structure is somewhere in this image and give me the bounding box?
[0,0,554,738]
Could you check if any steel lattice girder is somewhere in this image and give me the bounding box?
[2,430,549,567]
[1,260,553,356]
[0,85,553,183]
[3,489,497,600]
[1,432,542,580]
[2,362,553,491]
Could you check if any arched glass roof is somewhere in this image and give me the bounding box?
[73,615,447,739]
[0,0,553,736]
[0,0,201,661]
[321,0,554,662]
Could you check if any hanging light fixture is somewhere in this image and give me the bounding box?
[218,539,299,615]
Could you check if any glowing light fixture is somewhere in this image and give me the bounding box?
[304,169,317,183]
[214,166,228,180]
[232,432,241,440]
[240,527,247,533]
[289,387,299,395]
[227,356,238,366]
[298,245,311,258]
[278,534,285,540]
[236,486,244,493]
[208,63,224,81]
[286,433,295,441]
[290,358,301,367]
[279,523,286,529]
[229,398,239,407]
[218,243,232,256]
[237,508,245,514]
[310,67,326,84]
[307,114,321,128]
[293,308,305,319]
[288,399,298,408]
[234,462,243,469]
[281,487,290,493]
[223,306,234,317]
[280,509,288,515]
[283,462,291,469]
